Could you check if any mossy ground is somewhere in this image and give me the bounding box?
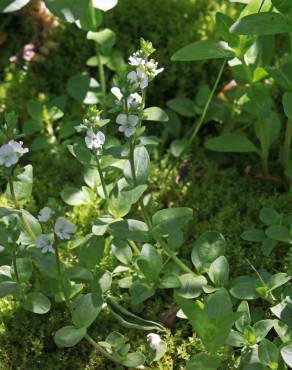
[0,0,291,369]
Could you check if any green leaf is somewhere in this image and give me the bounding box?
[72,293,103,328]
[176,274,207,299]
[78,235,105,269]
[283,92,292,121]
[0,281,21,297]
[124,146,150,185]
[205,133,258,153]
[106,297,165,331]
[44,0,87,22]
[191,231,226,273]
[0,0,30,12]
[143,107,169,122]
[167,97,195,117]
[87,28,116,48]
[258,338,279,368]
[235,301,251,333]
[66,73,99,105]
[241,229,266,242]
[230,276,259,300]
[272,0,292,13]
[19,210,42,240]
[267,273,291,291]
[68,143,95,168]
[186,353,222,370]
[171,40,234,62]
[54,325,87,347]
[64,266,93,282]
[130,281,155,305]
[121,352,145,368]
[281,343,292,368]
[170,138,188,157]
[231,12,290,36]
[137,244,163,280]
[23,292,51,314]
[266,225,292,243]
[15,257,33,283]
[61,186,94,206]
[259,207,281,226]
[92,0,118,12]
[151,207,193,236]
[216,14,238,48]
[6,165,33,205]
[112,239,132,265]
[253,320,274,342]
[208,256,229,287]
[108,220,150,242]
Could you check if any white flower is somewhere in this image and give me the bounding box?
[9,140,29,155]
[0,144,18,167]
[0,140,29,168]
[38,207,54,223]
[127,70,148,89]
[116,114,139,138]
[147,333,161,350]
[146,59,164,77]
[128,93,142,108]
[54,217,76,240]
[129,54,145,67]
[36,234,54,254]
[0,245,4,253]
[85,130,105,155]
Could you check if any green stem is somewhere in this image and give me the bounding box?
[96,156,108,199]
[12,244,20,283]
[54,243,71,309]
[282,121,292,172]
[85,334,121,363]
[129,137,195,275]
[259,119,270,176]
[128,240,141,255]
[185,59,227,153]
[90,1,106,108]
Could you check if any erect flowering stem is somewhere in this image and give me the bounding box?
[165,60,226,179]
[96,156,108,200]
[185,60,227,154]
[54,242,71,308]
[90,1,106,109]
[129,132,195,275]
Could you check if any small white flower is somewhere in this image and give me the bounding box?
[146,59,164,77]
[116,113,139,138]
[127,70,148,89]
[0,245,4,253]
[36,234,54,254]
[85,129,105,155]
[38,207,54,223]
[147,333,161,350]
[9,140,29,155]
[127,93,142,109]
[54,217,76,240]
[129,54,145,67]
[0,144,18,167]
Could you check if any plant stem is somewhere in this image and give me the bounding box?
[90,1,106,109]
[282,121,292,172]
[54,243,71,308]
[12,244,20,283]
[129,137,195,275]
[85,334,120,363]
[96,156,108,199]
[185,59,227,154]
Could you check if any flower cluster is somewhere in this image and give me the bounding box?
[35,216,76,254]
[0,140,29,168]
[111,39,163,139]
